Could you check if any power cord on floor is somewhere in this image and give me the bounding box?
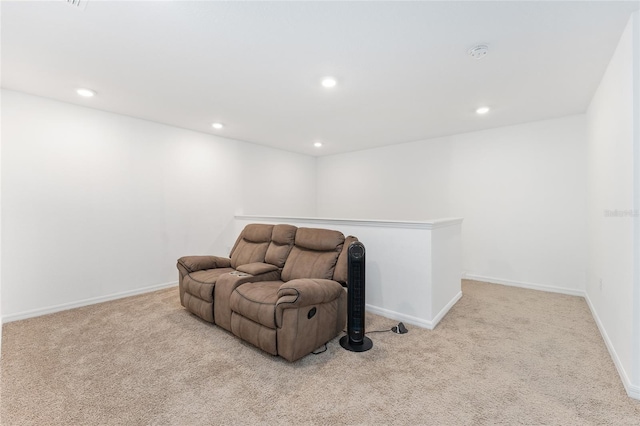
[313,323,408,356]
[312,343,328,355]
[341,322,409,335]
[367,322,408,334]
[365,328,392,334]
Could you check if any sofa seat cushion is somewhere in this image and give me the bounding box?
[183,268,234,302]
[230,281,283,328]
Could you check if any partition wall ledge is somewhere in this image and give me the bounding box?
[235,215,464,229]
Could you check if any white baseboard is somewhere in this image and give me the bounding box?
[463,273,585,297]
[366,291,463,330]
[629,384,640,400]
[432,291,463,326]
[365,305,434,329]
[584,292,640,400]
[1,281,178,324]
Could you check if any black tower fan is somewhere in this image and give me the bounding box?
[340,241,373,352]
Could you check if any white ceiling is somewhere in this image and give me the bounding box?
[2,1,638,156]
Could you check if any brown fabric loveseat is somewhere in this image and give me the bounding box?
[177,223,357,361]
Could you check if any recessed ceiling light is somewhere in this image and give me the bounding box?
[476,106,490,114]
[468,45,489,59]
[212,122,224,130]
[321,77,337,88]
[76,88,95,97]
[314,142,323,148]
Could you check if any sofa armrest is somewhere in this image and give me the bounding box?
[275,279,348,357]
[177,255,231,273]
[277,279,345,309]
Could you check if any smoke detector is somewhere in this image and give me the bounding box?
[468,45,489,59]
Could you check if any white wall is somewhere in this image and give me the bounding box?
[0,88,3,353]
[317,115,588,294]
[634,11,640,399]
[238,143,316,217]
[586,12,639,399]
[0,90,316,320]
[0,4,3,351]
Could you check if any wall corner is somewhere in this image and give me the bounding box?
[631,9,640,391]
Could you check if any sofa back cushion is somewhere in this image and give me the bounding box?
[265,224,297,268]
[281,227,345,282]
[332,235,359,285]
[230,224,274,269]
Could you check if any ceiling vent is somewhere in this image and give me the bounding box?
[468,45,489,59]
[66,0,88,10]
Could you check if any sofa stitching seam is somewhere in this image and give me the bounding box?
[233,288,281,306]
[187,272,229,285]
[274,287,300,328]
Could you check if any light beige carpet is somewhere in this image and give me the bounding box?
[1,280,639,425]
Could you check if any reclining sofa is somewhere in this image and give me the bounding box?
[177,223,358,361]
